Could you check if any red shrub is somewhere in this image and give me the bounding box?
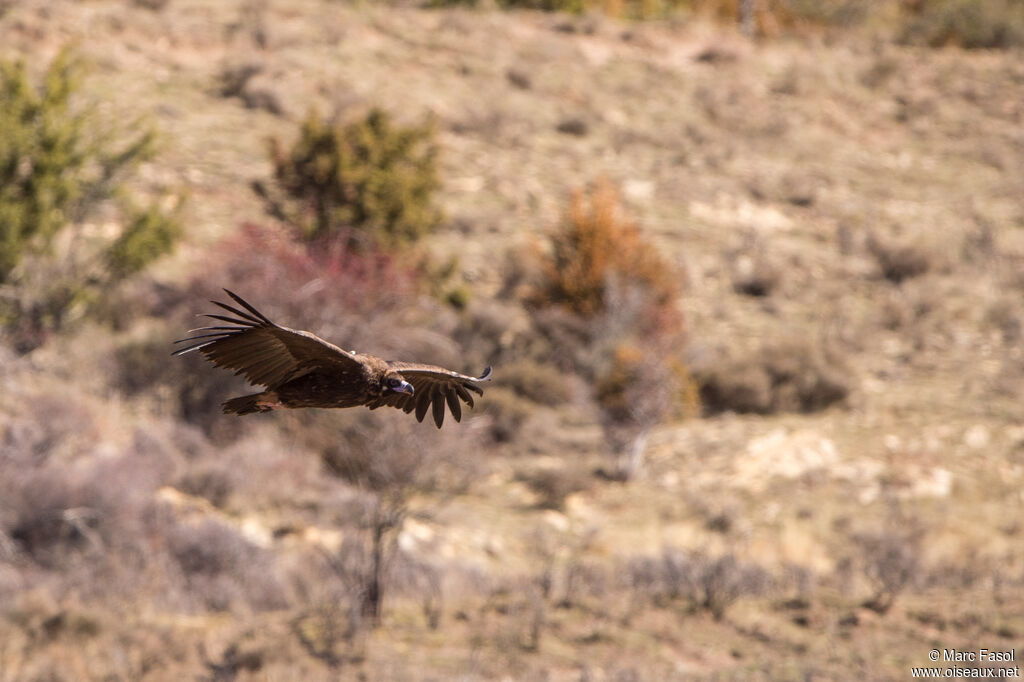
[186,222,418,352]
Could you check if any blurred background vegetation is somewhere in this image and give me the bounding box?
[1,0,1022,679]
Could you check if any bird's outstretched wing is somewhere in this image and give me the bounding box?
[172,289,363,388]
[369,363,492,428]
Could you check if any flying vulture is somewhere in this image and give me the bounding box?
[173,290,491,428]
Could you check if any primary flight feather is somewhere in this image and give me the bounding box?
[173,290,491,428]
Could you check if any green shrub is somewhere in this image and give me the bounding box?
[0,49,156,282]
[107,199,183,278]
[0,49,179,351]
[260,107,442,249]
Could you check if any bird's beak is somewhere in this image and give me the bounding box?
[394,380,414,395]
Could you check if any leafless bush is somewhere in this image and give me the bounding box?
[2,467,107,567]
[310,412,479,625]
[293,599,364,668]
[391,551,444,629]
[202,641,265,681]
[480,387,537,443]
[498,360,570,406]
[559,558,608,609]
[694,339,850,415]
[167,518,288,612]
[985,297,1022,343]
[175,464,236,508]
[516,462,591,511]
[526,270,687,478]
[482,576,548,653]
[315,528,445,635]
[1,392,97,465]
[852,526,923,613]
[899,0,1024,49]
[591,314,686,479]
[113,322,247,441]
[450,297,534,371]
[317,534,380,630]
[624,548,771,620]
[690,552,771,620]
[0,446,170,570]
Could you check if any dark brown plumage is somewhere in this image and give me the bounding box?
[173,290,491,428]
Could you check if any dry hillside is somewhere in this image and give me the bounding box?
[1,1,1023,680]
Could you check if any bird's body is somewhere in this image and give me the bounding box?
[173,290,491,428]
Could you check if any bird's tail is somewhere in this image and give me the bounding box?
[222,392,277,415]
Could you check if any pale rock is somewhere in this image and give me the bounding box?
[542,509,570,533]
[903,466,953,499]
[963,425,991,450]
[623,178,655,202]
[732,428,840,491]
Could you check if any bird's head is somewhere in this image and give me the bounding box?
[382,372,414,396]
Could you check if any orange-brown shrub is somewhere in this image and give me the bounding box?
[521,179,689,472]
[533,179,680,327]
